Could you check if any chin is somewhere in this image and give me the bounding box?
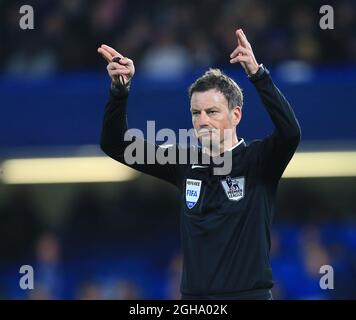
[199,136,220,149]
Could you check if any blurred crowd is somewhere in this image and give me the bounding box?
[1,0,356,77]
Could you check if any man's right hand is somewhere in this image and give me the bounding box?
[97,44,135,86]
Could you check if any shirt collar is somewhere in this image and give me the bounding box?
[227,138,245,152]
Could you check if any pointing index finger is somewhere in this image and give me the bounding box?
[97,47,112,63]
[237,29,250,48]
[101,44,124,59]
[235,29,242,47]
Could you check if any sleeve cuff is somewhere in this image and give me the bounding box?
[248,64,269,82]
[110,81,130,97]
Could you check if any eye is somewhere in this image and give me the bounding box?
[208,110,218,115]
[192,111,199,116]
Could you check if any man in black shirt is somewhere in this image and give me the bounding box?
[97,29,301,300]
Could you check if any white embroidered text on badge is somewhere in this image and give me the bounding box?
[221,176,245,201]
[186,179,202,209]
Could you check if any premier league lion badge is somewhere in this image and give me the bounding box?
[221,176,245,201]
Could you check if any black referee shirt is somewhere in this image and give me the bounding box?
[100,66,301,299]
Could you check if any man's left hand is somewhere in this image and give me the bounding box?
[230,29,260,76]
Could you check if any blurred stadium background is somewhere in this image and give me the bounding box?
[1,0,356,299]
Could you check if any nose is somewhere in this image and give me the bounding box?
[197,111,210,128]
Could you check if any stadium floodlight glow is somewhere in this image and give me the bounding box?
[283,151,356,178]
[0,151,355,184]
[0,157,139,184]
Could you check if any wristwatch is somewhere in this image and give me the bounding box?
[248,64,267,81]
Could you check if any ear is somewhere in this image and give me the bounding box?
[231,106,242,126]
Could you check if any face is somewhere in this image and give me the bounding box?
[190,89,242,149]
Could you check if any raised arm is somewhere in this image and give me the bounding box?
[97,45,184,187]
[230,29,301,180]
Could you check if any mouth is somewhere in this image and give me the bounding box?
[197,129,215,137]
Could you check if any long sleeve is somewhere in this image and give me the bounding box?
[100,85,130,157]
[100,84,185,188]
[249,66,301,181]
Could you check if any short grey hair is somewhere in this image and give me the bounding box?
[188,68,243,111]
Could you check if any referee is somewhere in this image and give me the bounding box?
[98,29,301,300]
